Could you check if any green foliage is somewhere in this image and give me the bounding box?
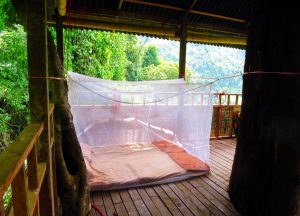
[0,25,28,150]
[64,29,127,80]
[3,187,11,209]
[139,37,245,93]
[142,45,160,67]
[125,35,142,81]
[0,0,17,31]
[138,61,182,80]
[62,31,181,82]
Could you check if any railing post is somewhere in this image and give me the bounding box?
[0,198,5,216]
[227,95,231,105]
[27,0,56,214]
[12,166,28,216]
[28,144,39,190]
[229,106,234,137]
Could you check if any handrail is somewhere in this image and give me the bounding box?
[0,124,44,196]
[0,104,57,216]
[211,93,242,138]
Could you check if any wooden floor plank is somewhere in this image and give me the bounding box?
[168,183,206,215]
[153,185,183,216]
[206,174,229,192]
[128,189,151,216]
[181,181,225,216]
[115,203,129,216]
[210,153,233,170]
[189,179,236,216]
[137,188,162,216]
[160,184,194,216]
[102,192,117,216]
[201,177,230,200]
[149,195,172,216]
[90,139,241,216]
[111,191,122,204]
[92,192,107,215]
[119,190,140,216]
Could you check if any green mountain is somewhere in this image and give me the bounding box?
[139,37,245,93]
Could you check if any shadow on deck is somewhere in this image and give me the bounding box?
[89,139,238,216]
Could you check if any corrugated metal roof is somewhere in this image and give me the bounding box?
[60,0,251,48]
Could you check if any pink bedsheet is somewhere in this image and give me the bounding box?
[81,143,209,191]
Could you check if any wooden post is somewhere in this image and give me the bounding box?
[56,11,64,66]
[0,198,5,216]
[27,145,38,190]
[179,20,187,79]
[26,0,55,215]
[12,166,28,216]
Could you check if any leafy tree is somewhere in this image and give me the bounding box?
[125,34,142,81]
[142,45,160,67]
[64,29,127,80]
[0,0,17,30]
[0,25,28,150]
[138,61,188,80]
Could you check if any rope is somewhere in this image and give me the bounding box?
[68,73,242,105]
[28,76,65,80]
[244,71,300,76]
[86,204,105,216]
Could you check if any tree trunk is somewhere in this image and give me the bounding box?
[48,30,90,215]
[229,0,300,215]
[11,0,89,213]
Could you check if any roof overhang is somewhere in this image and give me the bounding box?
[52,0,250,48]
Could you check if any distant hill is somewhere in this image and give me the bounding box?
[139,37,245,93]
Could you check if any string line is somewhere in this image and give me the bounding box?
[28,76,65,80]
[244,71,300,76]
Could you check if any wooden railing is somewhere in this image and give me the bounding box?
[0,104,58,216]
[72,91,242,138]
[211,93,242,138]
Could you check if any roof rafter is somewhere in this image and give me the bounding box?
[186,0,198,16]
[118,0,124,10]
[123,0,247,23]
[64,11,248,36]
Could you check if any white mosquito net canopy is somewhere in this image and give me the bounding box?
[68,72,213,190]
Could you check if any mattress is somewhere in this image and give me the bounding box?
[81,141,209,191]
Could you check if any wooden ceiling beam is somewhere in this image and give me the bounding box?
[186,0,198,16]
[50,17,246,46]
[186,34,246,45]
[65,11,248,36]
[123,0,247,23]
[118,0,124,10]
[58,18,176,37]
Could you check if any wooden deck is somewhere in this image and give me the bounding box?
[90,139,239,216]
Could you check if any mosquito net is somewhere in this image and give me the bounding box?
[68,72,213,190]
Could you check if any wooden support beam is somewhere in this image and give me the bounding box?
[54,12,247,47]
[123,0,246,23]
[27,144,39,190]
[26,0,55,215]
[0,198,5,216]
[62,11,248,36]
[118,0,124,10]
[62,18,176,37]
[179,21,187,78]
[12,166,28,216]
[186,0,198,16]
